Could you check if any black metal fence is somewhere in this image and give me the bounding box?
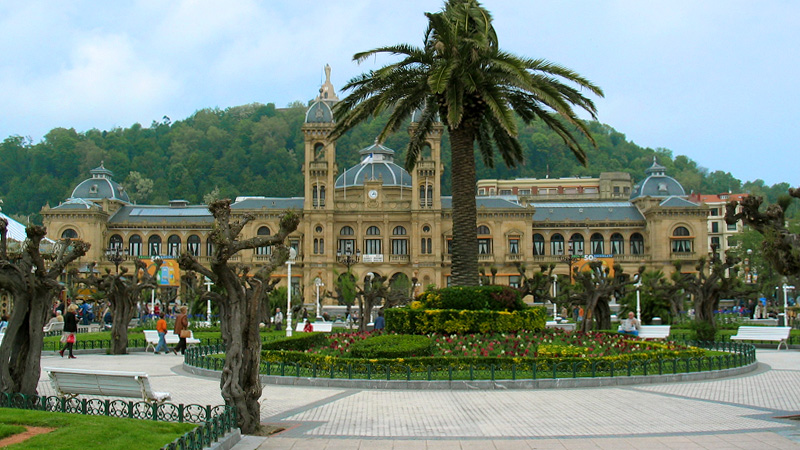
[0,392,236,450]
[184,340,756,382]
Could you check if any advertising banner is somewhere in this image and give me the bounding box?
[574,254,615,278]
[142,257,181,286]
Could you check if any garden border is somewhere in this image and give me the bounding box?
[182,341,758,390]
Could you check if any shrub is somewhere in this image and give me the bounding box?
[690,321,718,342]
[418,286,525,312]
[385,307,547,334]
[262,332,327,351]
[349,334,433,359]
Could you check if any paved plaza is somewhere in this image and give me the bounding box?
[37,349,800,449]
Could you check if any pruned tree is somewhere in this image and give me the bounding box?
[568,262,642,332]
[177,199,299,434]
[76,259,160,354]
[726,189,800,276]
[332,270,357,321]
[355,273,389,332]
[672,255,740,337]
[0,220,89,394]
[515,263,556,304]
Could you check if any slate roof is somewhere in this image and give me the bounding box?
[231,197,304,210]
[659,196,700,208]
[441,197,526,209]
[335,142,412,188]
[630,159,686,199]
[530,202,645,222]
[108,205,213,224]
[70,164,130,203]
[50,198,97,210]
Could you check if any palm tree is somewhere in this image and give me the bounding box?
[331,0,603,286]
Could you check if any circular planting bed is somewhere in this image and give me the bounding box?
[184,329,757,389]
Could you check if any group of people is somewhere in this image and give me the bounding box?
[58,305,192,358]
[154,306,190,355]
[272,307,385,332]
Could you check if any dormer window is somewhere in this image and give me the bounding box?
[658,183,667,192]
[89,184,98,194]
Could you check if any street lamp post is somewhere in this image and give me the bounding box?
[635,277,642,324]
[336,248,361,271]
[151,255,162,319]
[286,248,297,337]
[551,274,558,321]
[105,247,128,274]
[314,276,324,319]
[203,276,213,325]
[784,284,795,316]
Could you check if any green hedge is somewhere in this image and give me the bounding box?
[349,335,433,359]
[261,346,706,374]
[385,307,547,334]
[262,332,327,351]
[418,286,525,311]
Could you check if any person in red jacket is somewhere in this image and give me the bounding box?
[303,319,314,332]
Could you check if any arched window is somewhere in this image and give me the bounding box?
[207,237,214,257]
[393,226,407,235]
[148,235,162,256]
[610,233,624,255]
[108,234,123,251]
[590,233,604,255]
[420,237,432,254]
[314,142,325,160]
[533,233,545,256]
[477,225,492,255]
[569,233,585,256]
[187,235,201,256]
[338,226,355,255]
[256,226,272,256]
[366,226,381,235]
[129,235,143,256]
[314,238,325,254]
[167,235,181,257]
[340,226,354,236]
[312,185,326,207]
[61,229,78,239]
[630,233,644,255]
[550,234,565,256]
[365,226,382,254]
[672,227,692,253]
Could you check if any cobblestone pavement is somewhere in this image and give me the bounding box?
[37,349,800,449]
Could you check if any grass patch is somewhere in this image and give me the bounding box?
[0,423,26,439]
[0,408,196,450]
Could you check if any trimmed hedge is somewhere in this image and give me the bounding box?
[349,334,433,359]
[418,286,525,311]
[385,307,547,334]
[261,345,706,374]
[262,332,327,351]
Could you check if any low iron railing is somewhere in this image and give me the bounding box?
[0,392,236,450]
[184,340,756,383]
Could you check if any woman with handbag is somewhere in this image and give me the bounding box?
[172,306,190,355]
[60,304,78,358]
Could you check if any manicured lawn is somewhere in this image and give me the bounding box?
[0,408,196,449]
[0,423,26,439]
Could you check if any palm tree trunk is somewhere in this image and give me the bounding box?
[449,125,479,286]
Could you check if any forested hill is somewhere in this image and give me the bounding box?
[0,102,794,222]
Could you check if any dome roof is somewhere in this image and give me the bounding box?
[304,64,339,124]
[335,140,411,188]
[305,100,334,123]
[630,158,686,199]
[70,164,130,203]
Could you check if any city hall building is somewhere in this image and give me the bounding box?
[40,71,711,306]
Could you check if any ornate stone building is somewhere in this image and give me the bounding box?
[40,70,709,308]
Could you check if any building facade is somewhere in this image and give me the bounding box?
[41,69,710,307]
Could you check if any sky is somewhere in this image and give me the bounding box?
[1,0,797,187]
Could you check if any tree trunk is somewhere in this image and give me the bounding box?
[0,285,56,395]
[109,298,138,354]
[594,299,611,331]
[217,272,263,434]
[449,125,479,287]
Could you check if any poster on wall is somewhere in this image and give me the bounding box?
[574,254,615,278]
[142,258,181,286]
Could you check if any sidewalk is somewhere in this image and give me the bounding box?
[38,349,800,449]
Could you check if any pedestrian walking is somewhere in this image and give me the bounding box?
[155,313,168,354]
[60,304,78,359]
[172,306,189,355]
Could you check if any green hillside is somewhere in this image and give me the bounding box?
[0,102,794,222]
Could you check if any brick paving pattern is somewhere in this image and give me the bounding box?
[36,348,800,449]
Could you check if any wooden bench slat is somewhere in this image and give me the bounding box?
[730,326,791,350]
[44,367,170,403]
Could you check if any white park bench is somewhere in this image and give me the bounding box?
[143,330,201,352]
[731,326,791,350]
[44,367,170,404]
[43,321,64,333]
[618,324,671,339]
[294,322,334,332]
